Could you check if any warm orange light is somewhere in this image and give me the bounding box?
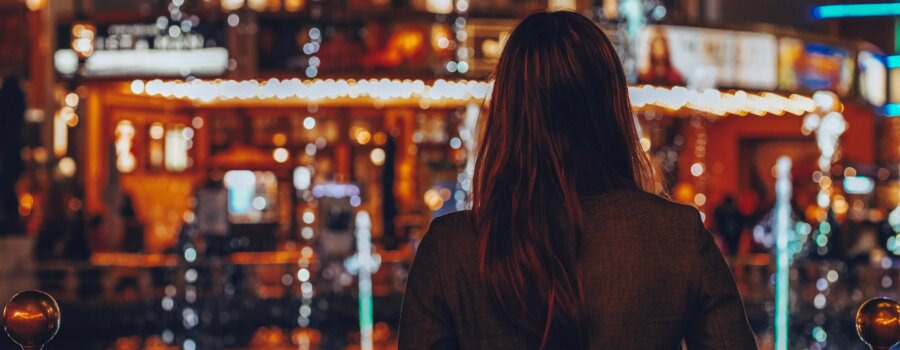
[71,23,96,58]
[65,115,78,127]
[431,24,453,52]
[370,148,386,166]
[58,157,76,177]
[833,195,849,215]
[25,0,47,11]
[59,107,75,121]
[64,93,79,107]
[221,0,245,11]
[424,189,444,211]
[272,133,287,146]
[247,0,267,11]
[672,182,695,204]
[53,113,67,157]
[373,131,387,145]
[356,130,372,145]
[149,123,165,140]
[273,148,289,163]
[283,0,305,12]
[18,193,34,216]
[425,0,453,14]
[394,30,424,56]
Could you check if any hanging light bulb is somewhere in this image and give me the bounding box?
[221,0,245,12]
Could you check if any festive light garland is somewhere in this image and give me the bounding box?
[129,78,821,117]
[629,85,819,117]
[132,78,492,103]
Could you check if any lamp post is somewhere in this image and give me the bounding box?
[773,156,793,350]
[345,211,380,350]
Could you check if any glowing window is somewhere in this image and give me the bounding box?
[148,123,165,170]
[164,125,192,172]
[115,120,136,173]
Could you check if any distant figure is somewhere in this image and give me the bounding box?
[714,195,744,256]
[61,195,90,260]
[381,135,398,249]
[399,12,755,350]
[86,215,108,252]
[0,76,25,235]
[120,195,144,252]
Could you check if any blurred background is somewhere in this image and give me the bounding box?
[0,0,899,349]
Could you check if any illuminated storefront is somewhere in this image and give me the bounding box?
[9,1,900,348]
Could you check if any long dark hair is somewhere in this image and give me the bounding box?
[472,11,660,348]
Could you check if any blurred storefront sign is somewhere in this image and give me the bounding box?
[778,38,854,97]
[72,48,228,77]
[54,21,228,77]
[636,25,778,91]
[464,21,876,102]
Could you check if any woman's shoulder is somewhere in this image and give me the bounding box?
[425,210,475,238]
[418,210,477,253]
[430,210,473,228]
[584,190,703,229]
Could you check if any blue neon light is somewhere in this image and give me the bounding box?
[812,3,900,19]
[887,55,900,68]
[884,104,900,117]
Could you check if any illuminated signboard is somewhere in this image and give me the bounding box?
[778,38,854,96]
[636,25,778,90]
[54,21,228,78]
[812,3,900,19]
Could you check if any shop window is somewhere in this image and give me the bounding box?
[148,122,165,170]
[115,120,137,173]
[164,124,193,172]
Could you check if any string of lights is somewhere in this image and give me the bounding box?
[129,78,821,117]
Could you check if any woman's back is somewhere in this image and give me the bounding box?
[399,10,756,349]
[399,190,756,349]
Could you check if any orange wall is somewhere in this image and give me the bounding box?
[703,102,876,215]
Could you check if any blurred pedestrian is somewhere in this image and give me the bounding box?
[714,195,744,256]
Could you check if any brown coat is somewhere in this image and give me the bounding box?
[399,190,757,349]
